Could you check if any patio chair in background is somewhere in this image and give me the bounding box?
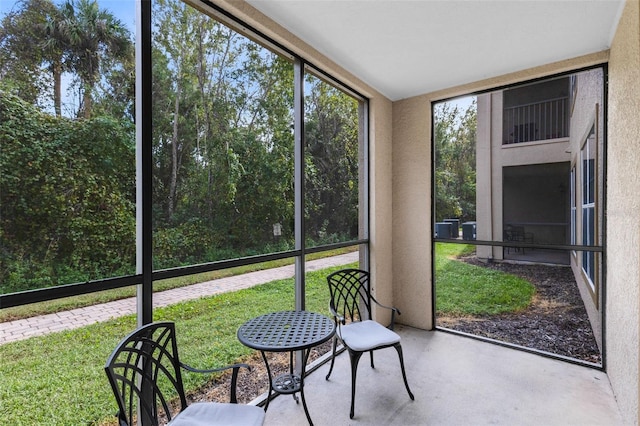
[104,321,265,426]
[325,268,414,419]
[504,224,534,254]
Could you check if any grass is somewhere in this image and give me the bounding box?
[0,263,351,425]
[0,248,354,322]
[435,242,535,315]
[0,244,536,424]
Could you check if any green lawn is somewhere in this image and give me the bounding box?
[0,245,535,424]
[0,263,350,425]
[435,242,535,315]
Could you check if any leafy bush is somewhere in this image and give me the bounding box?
[0,92,136,293]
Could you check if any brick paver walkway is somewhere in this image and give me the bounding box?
[0,252,358,345]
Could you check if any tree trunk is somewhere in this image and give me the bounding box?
[82,82,92,119]
[52,60,62,117]
[168,82,181,219]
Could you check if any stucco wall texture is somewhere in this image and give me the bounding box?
[605,0,640,423]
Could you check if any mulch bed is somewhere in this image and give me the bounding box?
[438,255,602,364]
[181,341,334,409]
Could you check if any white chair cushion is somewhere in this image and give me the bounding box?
[339,320,401,352]
[168,402,265,426]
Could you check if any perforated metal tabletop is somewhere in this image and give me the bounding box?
[237,310,335,352]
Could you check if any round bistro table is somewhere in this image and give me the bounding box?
[237,310,335,425]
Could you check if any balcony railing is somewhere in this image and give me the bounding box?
[503,96,569,144]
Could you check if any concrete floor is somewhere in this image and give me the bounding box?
[261,326,622,426]
[503,248,570,265]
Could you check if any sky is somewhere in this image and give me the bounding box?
[447,95,475,112]
[0,0,136,32]
[0,0,136,116]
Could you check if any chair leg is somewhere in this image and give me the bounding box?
[325,336,338,380]
[394,343,415,401]
[348,350,364,419]
[369,350,375,369]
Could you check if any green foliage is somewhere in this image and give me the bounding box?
[304,77,360,241]
[434,100,477,223]
[0,0,133,118]
[152,220,220,269]
[0,91,135,293]
[435,243,535,315]
[0,0,60,108]
[1,0,361,293]
[48,0,133,118]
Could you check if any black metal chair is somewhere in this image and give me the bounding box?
[504,225,534,254]
[104,321,265,426]
[325,268,414,419]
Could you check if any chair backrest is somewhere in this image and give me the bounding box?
[327,268,372,323]
[105,322,187,426]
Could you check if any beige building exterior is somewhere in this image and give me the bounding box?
[215,0,640,423]
[473,67,606,351]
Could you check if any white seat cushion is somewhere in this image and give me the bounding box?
[339,320,401,352]
[168,402,265,426]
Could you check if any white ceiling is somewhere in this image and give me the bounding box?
[246,0,625,101]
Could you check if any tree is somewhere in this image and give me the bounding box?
[0,0,62,113]
[0,0,133,118]
[1,91,136,292]
[51,0,132,118]
[434,99,477,223]
[150,0,298,264]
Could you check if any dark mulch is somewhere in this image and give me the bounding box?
[438,256,602,364]
[182,341,334,408]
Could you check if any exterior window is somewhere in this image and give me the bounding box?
[304,72,362,248]
[151,5,296,268]
[581,125,597,289]
[0,0,137,293]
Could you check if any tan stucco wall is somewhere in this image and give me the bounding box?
[605,0,640,423]
[567,68,606,352]
[476,94,495,260]
[391,97,433,329]
[368,96,395,325]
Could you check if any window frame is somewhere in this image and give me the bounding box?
[580,122,599,296]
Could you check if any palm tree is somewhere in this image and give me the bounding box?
[42,1,67,117]
[53,0,132,119]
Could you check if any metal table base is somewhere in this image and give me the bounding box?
[238,310,335,425]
